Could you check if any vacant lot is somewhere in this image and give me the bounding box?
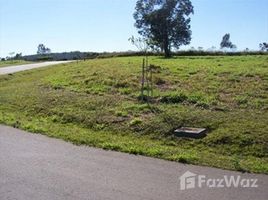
[0,55,267,173]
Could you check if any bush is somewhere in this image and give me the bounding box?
[160,93,187,104]
[154,76,166,85]
[129,118,143,126]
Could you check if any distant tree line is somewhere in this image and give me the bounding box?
[1,38,267,62]
[1,50,267,62]
[22,51,99,61]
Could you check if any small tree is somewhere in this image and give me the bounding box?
[244,48,249,52]
[37,44,51,54]
[190,46,195,51]
[259,42,268,51]
[129,36,153,101]
[8,52,15,60]
[207,46,217,52]
[128,36,151,53]
[220,33,236,50]
[134,0,194,57]
[198,47,204,51]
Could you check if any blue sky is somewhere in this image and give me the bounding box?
[0,0,267,57]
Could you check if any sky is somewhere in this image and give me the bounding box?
[0,0,267,57]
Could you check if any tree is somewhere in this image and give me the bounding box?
[9,52,15,59]
[37,44,51,54]
[209,46,217,52]
[198,46,203,51]
[133,0,194,57]
[14,53,22,60]
[190,46,195,51]
[128,36,150,53]
[220,33,236,50]
[259,42,268,51]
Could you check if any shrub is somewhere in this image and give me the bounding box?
[160,93,187,104]
[154,76,166,85]
[130,118,143,126]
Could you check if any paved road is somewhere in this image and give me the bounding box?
[0,61,73,75]
[0,125,267,200]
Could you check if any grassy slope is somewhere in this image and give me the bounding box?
[0,60,32,67]
[0,56,267,173]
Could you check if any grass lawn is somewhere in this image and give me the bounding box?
[0,60,32,67]
[0,55,267,173]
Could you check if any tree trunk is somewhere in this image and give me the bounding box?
[164,44,171,58]
[163,36,171,58]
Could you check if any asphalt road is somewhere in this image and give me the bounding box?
[0,61,73,75]
[0,125,267,200]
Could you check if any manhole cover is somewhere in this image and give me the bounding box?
[174,127,207,139]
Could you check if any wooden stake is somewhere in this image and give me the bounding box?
[141,58,145,100]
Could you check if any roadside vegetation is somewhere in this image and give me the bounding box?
[0,60,32,68]
[0,55,267,173]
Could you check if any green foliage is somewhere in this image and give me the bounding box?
[160,92,187,103]
[220,33,236,50]
[259,42,268,51]
[37,44,51,54]
[130,118,143,126]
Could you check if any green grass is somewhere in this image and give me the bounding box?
[0,60,32,67]
[0,55,267,173]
